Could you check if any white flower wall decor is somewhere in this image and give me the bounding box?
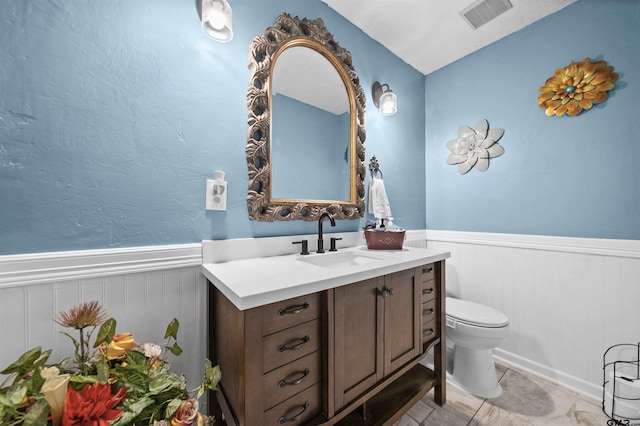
[446,119,505,175]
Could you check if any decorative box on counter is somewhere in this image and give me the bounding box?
[364,229,406,250]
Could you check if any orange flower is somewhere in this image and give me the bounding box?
[537,57,618,117]
[106,333,137,360]
[56,301,107,330]
[62,383,126,426]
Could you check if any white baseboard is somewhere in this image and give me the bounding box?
[494,348,603,403]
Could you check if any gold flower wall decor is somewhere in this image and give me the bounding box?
[537,57,618,117]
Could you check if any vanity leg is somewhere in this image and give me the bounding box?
[433,340,446,406]
[207,281,225,421]
[434,264,446,406]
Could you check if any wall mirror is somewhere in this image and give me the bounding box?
[246,13,366,221]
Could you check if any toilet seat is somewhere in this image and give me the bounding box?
[446,297,508,328]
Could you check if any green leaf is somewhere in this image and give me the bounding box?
[6,385,27,406]
[0,347,42,375]
[22,398,49,426]
[164,398,184,419]
[110,396,154,426]
[32,349,52,369]
[69,374,99,385]
[94,318,117,348]
[29,367,45,394]
[196,360,222,398]
[125,349,147,367]
[96,361,110,383]
[164,318,179,340]
[115,365,148,393]
[148,372,185,396]
[169,342,182,356]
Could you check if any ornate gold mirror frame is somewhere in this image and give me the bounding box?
[246,13,366,221]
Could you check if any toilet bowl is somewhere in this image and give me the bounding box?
[446,297,509,398]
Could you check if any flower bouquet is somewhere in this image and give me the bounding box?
[0,301,221,425]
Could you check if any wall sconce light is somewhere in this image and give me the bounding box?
[201,0,233,42]
[372,81,397,116]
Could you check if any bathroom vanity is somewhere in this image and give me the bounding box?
[202,239,450,426]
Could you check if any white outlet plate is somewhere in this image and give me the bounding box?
[206,179,227,211]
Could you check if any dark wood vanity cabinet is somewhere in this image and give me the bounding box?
[331,268,422,411]
[209,261,445,426]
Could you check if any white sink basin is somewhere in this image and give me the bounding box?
[298,251,383,269]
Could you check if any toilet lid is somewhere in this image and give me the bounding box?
[446,297,508,327]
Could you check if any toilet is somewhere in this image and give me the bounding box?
[445,297,509,398]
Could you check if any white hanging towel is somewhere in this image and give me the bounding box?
[368,177,392,219]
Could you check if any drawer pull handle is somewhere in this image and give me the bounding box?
[423,308,434,315]
[278,336,310,352]
[278,302,310,316]
[278,368,310,387]
[422,288,434,295]
[423,267,433,273]
[423,328,434,337]
[278,401,310,424]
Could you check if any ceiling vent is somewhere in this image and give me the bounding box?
[460,0,513,29]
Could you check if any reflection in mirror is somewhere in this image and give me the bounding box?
[271,46,350,201]
[246,13,366,221]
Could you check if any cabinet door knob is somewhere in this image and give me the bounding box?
[423,267,433,273]
[423,328,435,337]
[278,401,310,424]
[423,308,434,315]
[422,288,434,295]
[278,368,310,387]
[278,302,310,316]
[278,335,310,352]
[377,286,395,298]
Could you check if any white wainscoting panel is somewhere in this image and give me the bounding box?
[423,230,640,400]
[0,245,207,409]
[3,233,637,405]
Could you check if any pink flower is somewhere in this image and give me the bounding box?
[62,383,126,426]
[171,398,199,426]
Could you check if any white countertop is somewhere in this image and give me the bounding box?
[202,244,450,310]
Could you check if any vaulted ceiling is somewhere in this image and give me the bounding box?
[322,0,576,75]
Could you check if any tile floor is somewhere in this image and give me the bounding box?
[396,361,611,426]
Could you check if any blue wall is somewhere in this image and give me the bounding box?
[0,0,425,255]
[425,0,640,240]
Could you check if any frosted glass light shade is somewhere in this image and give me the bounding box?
[201,0,233,42]
[372,81,398,116]
[380,90,397,116]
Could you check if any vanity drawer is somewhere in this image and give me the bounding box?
[421,264,436,282]
[263,351,321,410]
[422,319,437,343]
[263,319,321,373]
[421,280,438,304]
[421,299,437,325]
[263,383,322,426]
[261,292,321,336]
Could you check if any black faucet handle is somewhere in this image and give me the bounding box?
[292,240,309,255]
[330,237,342,252]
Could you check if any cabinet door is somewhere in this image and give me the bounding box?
[333,276,384,410]
[383,267,421,375]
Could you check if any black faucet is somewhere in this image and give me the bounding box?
[317,211,336,253]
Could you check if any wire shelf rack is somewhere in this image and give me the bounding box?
[603,343,640,425]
